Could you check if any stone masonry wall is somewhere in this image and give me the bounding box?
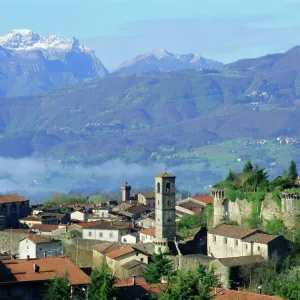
[0,232,28,255]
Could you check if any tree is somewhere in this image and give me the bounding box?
[277,266,300,300]
[158,267,219,300]
[143,253,173,283]
[87,262,116,300]
[288,160,298,181]
[226,169,237,182]
[43,272,70,300]
[243,165,269,192]
[243,161,253,174]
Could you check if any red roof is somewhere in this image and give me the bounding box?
[31,224,59,232]
[105,246,135,259]
[192,195,214,205]
[209,225,258,239]
[0,257,90,286]
[139,227,155,237]
[92,242,122,254]
[214,288,282,299]
[25,235,60,244]
[0,194,28,204]
[76,221,101,228]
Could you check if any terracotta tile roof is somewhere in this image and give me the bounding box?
[139,192,155,199]
[24,235,60,244]
[243,233,280,244]
[139,227,155,237]
[218,255,265,267]
[105,246,135,259]
[0,257,90,286]
[92,242,122,254]
[192,195,214,205]
[20,216,41,222]
[178,201,204,212]
[155,172,176,178]
[127,205,151,214]
[31,224,59,232]
[83,220,132,230]
[77,221,101,228]
[214,288,283,299]
[0,194,28,204]
[209,225,258,239]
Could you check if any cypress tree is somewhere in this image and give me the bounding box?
[288,160,298,181]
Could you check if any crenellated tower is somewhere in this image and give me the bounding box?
[280,191,300,230]
[211,187,226,228]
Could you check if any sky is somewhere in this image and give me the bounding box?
[1,0,300,69]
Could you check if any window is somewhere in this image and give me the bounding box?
[157,182,161,193]
[235,239,238,246]
[102,212,105,217]
[109,232,114,238]
[89,231,92,237]
[257,246,260,252]
[166,182,171,193]
[136,253,138,256]
[99,232,103,237]
[158,201,160,205]
[224,238,227,244]
[167,200,170,206]
[213,235,216,242]
[245,244,248,250]
[140,258,144,262]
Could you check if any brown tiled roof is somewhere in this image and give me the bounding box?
[0,194,28,204]
[0,257,90,286]
[20,216,41,222]
[139,192,155,199]
[214,288,283,299]
[243,233,280,244]
[178,201,204,212]
[209,225,258,239]
[121,260,146,270]
[31,224,59,232]
[84,220,132,230]
[92,242,122,254]
[218,255,265,267]
[105,246,135,259]
[25,235,60,244]
[139,227,155,237]
[127,205,151,214]
[192,195,213,205]
[155,172,176,178]
[77,221,102,228]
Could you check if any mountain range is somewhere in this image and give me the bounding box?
[0,30,222,97]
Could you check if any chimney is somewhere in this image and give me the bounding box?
[44,251,47,258]
[33,264,40,273]
[27,255,30,260]
[132,275,136,286]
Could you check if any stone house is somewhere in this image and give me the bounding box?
[19,235,63,259]
[137,214,156,228]
[30,224,60,236]
[118,204,153,221]
[139,227,155,243]
[207,225,287,260]
[82,221,133,242]
[0,257,90,300]
[137,192,156,207]
[70,209,88,222]
[0,194,30,228]
[121,232,139,244]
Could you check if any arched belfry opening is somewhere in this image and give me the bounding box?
[157,182,161,193]
[166,182,171,193]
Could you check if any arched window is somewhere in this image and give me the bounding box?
[166,182,171,193]
[157,182,161,193]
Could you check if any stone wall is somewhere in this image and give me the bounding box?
[227,199,253,226]
[0,231,28,255]
[260,193,281,223]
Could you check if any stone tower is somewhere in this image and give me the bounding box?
[121,182,131,201]
[154,172,176,254]
[280,191,300,230]
[211,187,225,228]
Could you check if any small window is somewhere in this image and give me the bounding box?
[102,212,105,217]
[213,235,216,242]
[99,232,103,237]
[39,248,42,251]
[245,244,248,250]
[235,239,238,246]
[140,258,144,262]
[158,201,160,206]
[167,200,170,206]
[109,232,114,238]
[257,246,260,251]
[224,238,227,244]
[166,182,171,193]
[89,232,92,237]
[136,253,138,256]
[157,182,161,193]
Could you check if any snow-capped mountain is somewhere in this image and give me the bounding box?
[0,29,108,97]
[111,49,223,75]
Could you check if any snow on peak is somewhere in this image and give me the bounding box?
[150,49,171,59]
[0,29,92,53]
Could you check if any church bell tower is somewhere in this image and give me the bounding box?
[154,171,176,254]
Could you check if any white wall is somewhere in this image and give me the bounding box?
[140,233,154,243]
[71,211,87,222]
[82,228,130,242]
[137,218,155,229]
[121,234,138,244]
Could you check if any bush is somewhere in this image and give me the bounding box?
[264,219,284,235]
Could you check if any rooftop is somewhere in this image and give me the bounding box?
[105,246,135,259]
[23,235,61,244]
[0,194,28,204]
[218,255,265,267]
[20,216,42,222]
[214,288,282,299]
[92,242,122,254]
[83,220,132,230]
[121,260,146,270]
[191,195,213,205]
[0,257,90,286]
[155,172,176,178]
[31,224,59,232]
[138,192,155,199]
[139,227,155,237]
[243,233,280,244]
[209,225,258,239]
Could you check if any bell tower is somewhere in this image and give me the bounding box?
[154,171,176,254]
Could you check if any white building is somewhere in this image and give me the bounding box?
[19,235,63,259]
[82,221,133,242]
[207,224,286,260]
[137,215,156,229]
[139,227,155,244]
[70,210,88,222]
[137,192,155,207]
[121,232,139,244]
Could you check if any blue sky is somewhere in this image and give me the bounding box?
[2,0,300,69]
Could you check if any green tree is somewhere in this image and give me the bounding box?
[143,253,173,283]
[277,266,300,300]
[43,272,70,300]
[226,169,237,182]
[87,262,116,300]
[288,160,298,181]
[243,161,253,174]
[243,165,269,192]
[159,267,219,300]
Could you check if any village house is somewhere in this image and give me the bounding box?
[137,192,156,207]
[0,194,30,229]
[70,209,88,222]
[20,215,56,227]
[207,225,287,260]
[118,204,153,222]
[0,257,90,300]
[82,220,133,242]
[137,214,156,228]
[139,227,155,244]
[176,195,213,217]
[30,224,60,236]
[121,232,139,244]
[19,235,63,259]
